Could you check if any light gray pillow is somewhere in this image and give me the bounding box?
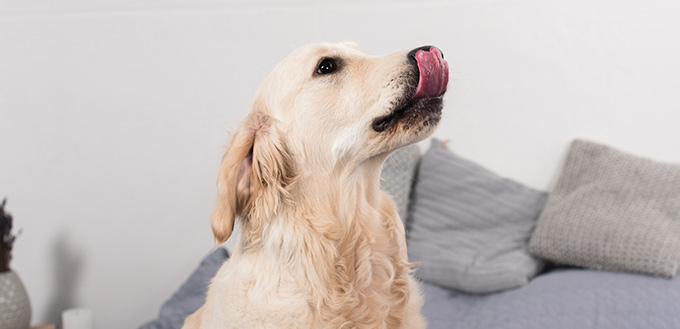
[381,144,421,223]
[529,139,680,278]
[407,139,547,293]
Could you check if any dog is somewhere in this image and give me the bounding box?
[183,42,449,329]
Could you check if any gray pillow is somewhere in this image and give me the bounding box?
[529,139,680,278]
[381,144,421,223]
[407,139,547,293]
[139,248,229,329]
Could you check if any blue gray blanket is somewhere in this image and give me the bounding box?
[141,249,680,329]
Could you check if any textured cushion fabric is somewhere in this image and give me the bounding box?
[422,268,680,329]
[139,248,229,329]
[529,139,680,277]
[380,143,421,223]
[407,139,548,293]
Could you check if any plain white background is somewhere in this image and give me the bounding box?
[1,0,679,327]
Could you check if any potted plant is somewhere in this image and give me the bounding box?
[0,198,31,329]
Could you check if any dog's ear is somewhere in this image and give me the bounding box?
[211,110,296,245]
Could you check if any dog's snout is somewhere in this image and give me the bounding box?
[408,45,444,65]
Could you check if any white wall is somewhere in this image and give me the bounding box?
[1,0,679,328]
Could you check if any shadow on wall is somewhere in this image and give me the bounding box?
[43,231,85,325]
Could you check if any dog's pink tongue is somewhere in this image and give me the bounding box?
[414,47,449,99]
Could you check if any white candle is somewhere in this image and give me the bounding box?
[62,308,93,329]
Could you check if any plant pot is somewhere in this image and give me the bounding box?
[0,270,31,329]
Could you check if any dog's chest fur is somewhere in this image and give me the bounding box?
[194,194,425,329]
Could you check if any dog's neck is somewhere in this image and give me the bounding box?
[239,154,389,251]
[301,155,387,226]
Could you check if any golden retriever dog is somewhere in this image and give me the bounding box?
[183,42,448,329]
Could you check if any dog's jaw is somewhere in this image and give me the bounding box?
[395,97,444,134]
[371,95,444,134]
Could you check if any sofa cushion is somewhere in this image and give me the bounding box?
[421,268,680,329]
[407,139,547,293]
[529,139,680,277]
[381,144,421,223]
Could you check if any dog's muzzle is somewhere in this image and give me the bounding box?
[371,46,449,133]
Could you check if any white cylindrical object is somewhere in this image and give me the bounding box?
[62,308,93,329]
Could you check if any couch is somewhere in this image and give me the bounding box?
[140,138,680,329]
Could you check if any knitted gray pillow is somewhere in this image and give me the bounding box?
[381,144,421,224]
[529,140,680,278]
[407,139,548,293]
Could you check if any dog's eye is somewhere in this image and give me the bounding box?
[316,58,337,75]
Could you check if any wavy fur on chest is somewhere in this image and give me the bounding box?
[186,186,424,328]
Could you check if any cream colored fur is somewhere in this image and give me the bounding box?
[183,42,443,329]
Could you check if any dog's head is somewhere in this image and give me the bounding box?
[212,42,449,244]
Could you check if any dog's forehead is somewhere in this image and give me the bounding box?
[291,42,368,61]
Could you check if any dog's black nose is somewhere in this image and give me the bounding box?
[408,45,443,65]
